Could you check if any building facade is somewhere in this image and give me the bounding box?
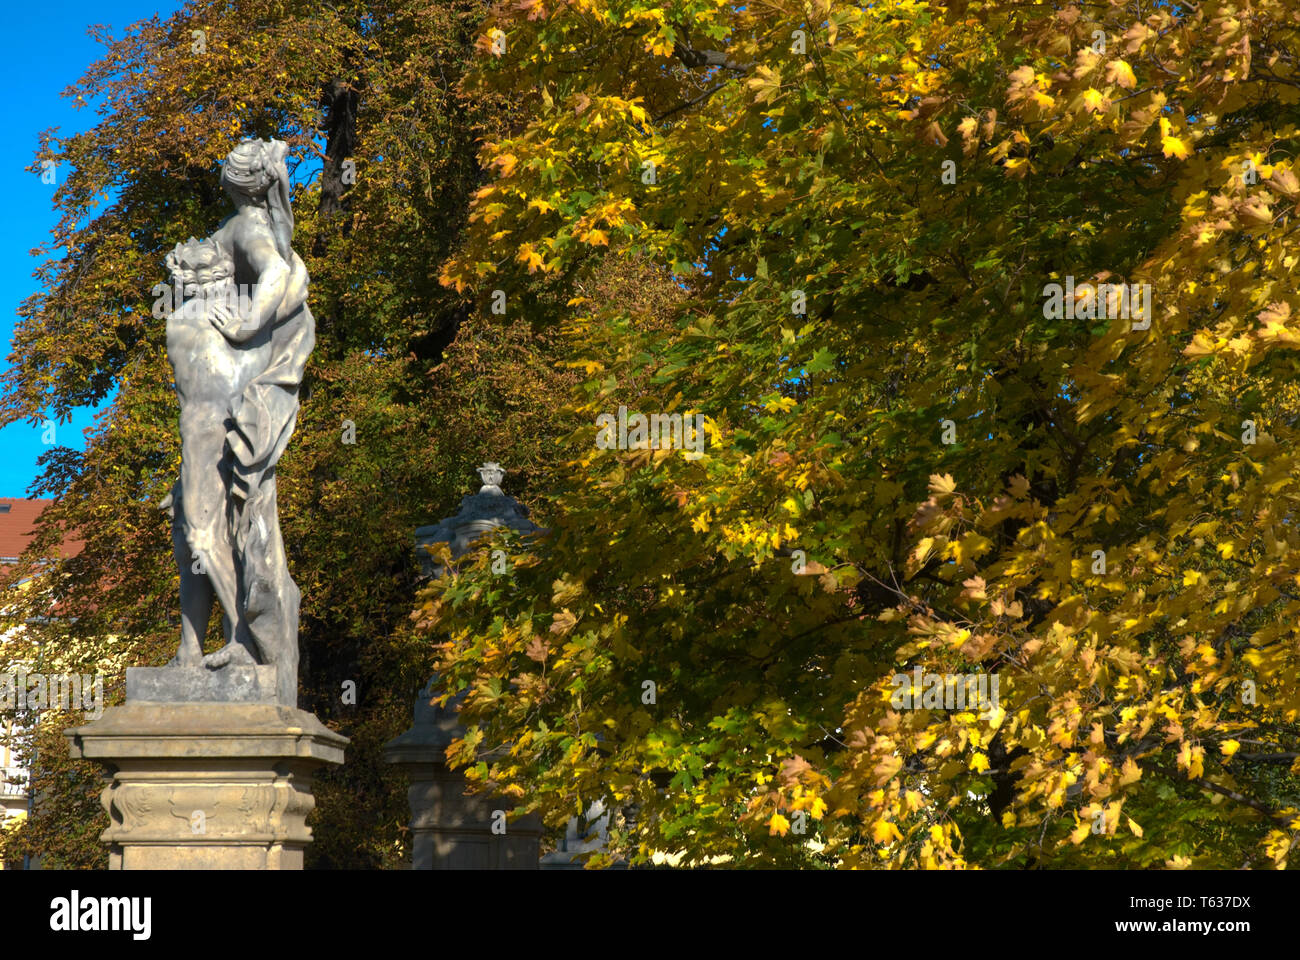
[0,498,82,867]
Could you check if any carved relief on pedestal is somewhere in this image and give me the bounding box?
[99,777,313,844]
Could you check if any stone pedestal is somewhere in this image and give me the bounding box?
[539,798,626,869]
[395,464,544,868]
[65,669,347,870]
[384,681,540,869]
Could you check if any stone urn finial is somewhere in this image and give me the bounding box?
[413,460,540,579]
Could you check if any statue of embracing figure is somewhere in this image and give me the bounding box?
[160,138,313,707]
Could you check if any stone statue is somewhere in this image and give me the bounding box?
[158,138,313,707]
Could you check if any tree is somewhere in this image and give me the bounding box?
[0,0,579,868]
[425,0,1300,868]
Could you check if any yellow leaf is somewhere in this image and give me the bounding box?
[516,243,545,273]
[929,473,957,497]
[493,152,519,177]
[1118,756,1142,787]
[1106,59,1137,90]
[872,819,900,844]
[1160,118,1191,159]
[1183,332,1218,357]
[1162,135,1191,159]
[747,64,782,105]
[1004,157,1031,178]
[769,813,790,836]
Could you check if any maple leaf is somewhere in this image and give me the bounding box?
[780,755,812,784]
[493,152,519,177]
[928,473,956,497]
[1118,757,1142,787]
[871,820,900,844]
[516,244,545,272]
[419,0,1300,874]
[549,608,578,635]
[1269,167,1300,197]
[922,121,948,147]
[1105,59,1137,89]
[747,65,782,105]
[1160,118,1191,159]
[1003,156,1031,178]
[1260,301,1292,325]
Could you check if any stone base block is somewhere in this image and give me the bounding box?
[385,725,541,869]
[66,702,347,870]
[126,665,279,703]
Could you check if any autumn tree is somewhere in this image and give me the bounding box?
[425,0,1300,868]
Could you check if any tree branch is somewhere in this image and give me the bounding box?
[672,40,752,74]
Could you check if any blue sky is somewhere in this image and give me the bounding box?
[0,2,182,498]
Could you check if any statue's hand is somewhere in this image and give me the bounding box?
[209,298,246,339]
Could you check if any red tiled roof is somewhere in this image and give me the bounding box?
[0,498,84,566]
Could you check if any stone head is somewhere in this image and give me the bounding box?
[221,138,290,204]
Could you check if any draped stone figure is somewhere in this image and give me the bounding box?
[160,138,313,707]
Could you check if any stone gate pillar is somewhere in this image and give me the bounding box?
[384,678,541,869]
[386,462,542,868]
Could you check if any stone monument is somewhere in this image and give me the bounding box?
[412,461,538,579]
[66,138,346,870]
[538,798,625,869]
[386,463,542,868]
